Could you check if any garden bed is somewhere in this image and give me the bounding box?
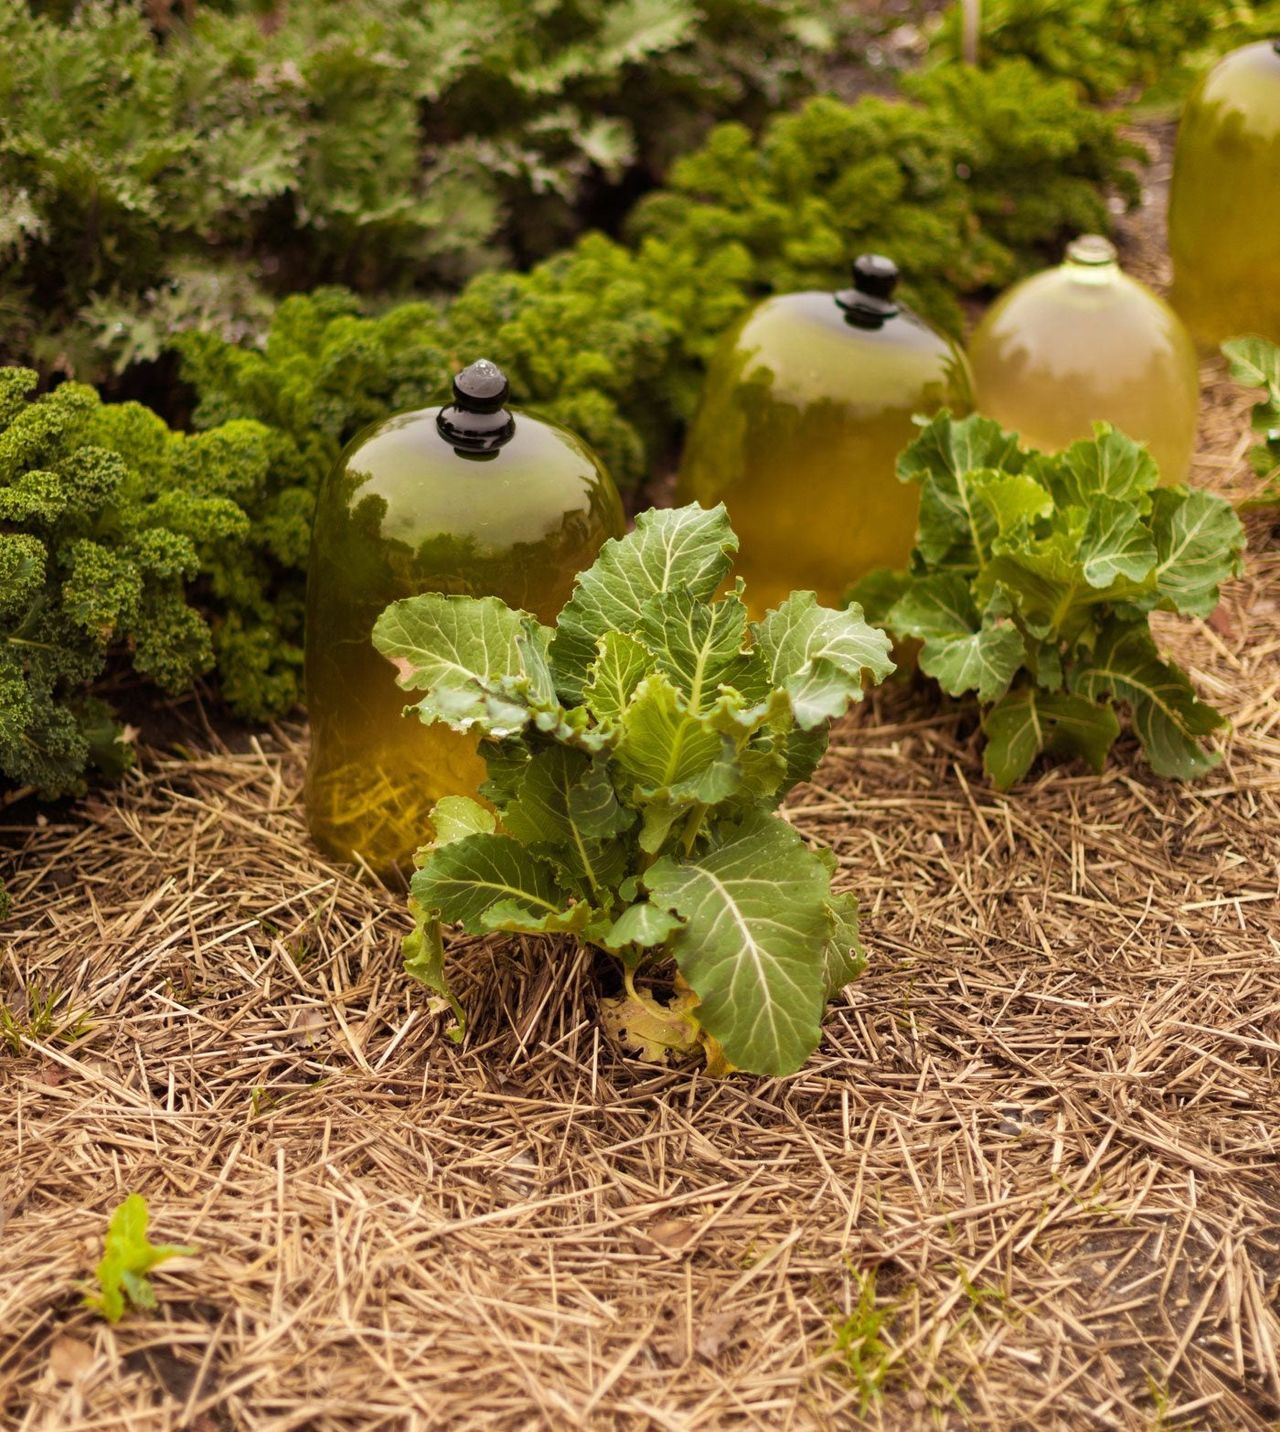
[2,141,1280,1430]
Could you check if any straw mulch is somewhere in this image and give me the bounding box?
[3,137,1280,1432]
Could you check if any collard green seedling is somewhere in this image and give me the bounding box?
[85,1194,195,1324]
[372,504,894,1078]
[1223,336,1280,506]
[852,414,1245,788]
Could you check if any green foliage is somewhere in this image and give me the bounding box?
[179,233,747,495]
[0,0,842,379]
[1223,336,1280,503]
[929,0,1280,104]
[372,504,893,1077]
[628,61,1144,336]
[4,11,1154,760]
[0,365,295,796]
[85,1194,195,1324]
[852,415,1246,788]
[0,985,90,1054]
[831,1272,892,1415]
[174,55,1145,714]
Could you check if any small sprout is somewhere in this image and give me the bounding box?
[831,1271,892,1414]
[0,988,91,1056]
[85,1195,195,1324]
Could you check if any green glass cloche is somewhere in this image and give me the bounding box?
[969,236,1200,485]
[1169,39,1280,348]
[676,255,973,616]
[304,359,625,874]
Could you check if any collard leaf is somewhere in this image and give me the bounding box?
[599,986,701,1064]
[550,505,737,699]
[915,465,1004,568]
[1150,488,1245,617]
[501,747,633,894]
[737,743,788,801]
[403,899,465,1041]
[1224,339,1280,490]
[986,517,1145,644]
[373,594,557,736]
[583,631,654,724]
[636,587,750,711]
[1077,496,1157,588]
[644,810,835,1076]
[1038,425,1160,508]
[503,747,605,842]
[598,903,685,955]
[612,673,740,804]
[752,592,894,729]
[429,796,495,846]
[1030,640,1064,691]
[898,411,1024,488]
[778,722,830,791]
[822,890,866,998]
[481,899,604,937]
[567,758,635,839]
[982,686,1120,789]
[969,470,1055,536]
[845,567,911,626]
[1070,623,1226,780]
[918,623,1025,704]
[637,797,692,855]
[530,700,615,754]
[478,739,530,806]
[886,572,977,640]
[898,412,1025,566]
[411,833,566,933]
[1223,336,1280,405]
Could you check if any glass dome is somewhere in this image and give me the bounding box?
[304,360,624,874]
[677,255,972,615]
[1169,40,1280,348]
[968,236,1200,485]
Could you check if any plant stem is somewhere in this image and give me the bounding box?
[680,805,705,855]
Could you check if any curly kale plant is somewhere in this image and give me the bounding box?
[628,61,1143,336]
[1223,336,1280,504]
[0,0,841,380]
[929,0,1279,104]
[183,62,1144,472]
[853,415,1246,788]
[0,366,290,796]
[371,505,894,1077]
[179,233,747,497]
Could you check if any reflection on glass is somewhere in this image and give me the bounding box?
[304,406,624,874]
[1170,40,1280,348]
[678,280,972,616]
[969,236,1199,486]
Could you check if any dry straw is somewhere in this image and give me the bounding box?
[1,128,1278,1430]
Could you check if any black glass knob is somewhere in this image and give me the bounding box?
[853,254,899,299]
[437,358,516,453]
[453,358,509,413]
[835,253,901,329]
